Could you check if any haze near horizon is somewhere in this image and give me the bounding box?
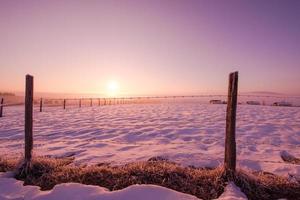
[1,0,300,96]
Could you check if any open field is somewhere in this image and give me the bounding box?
[0,101,300,199]
[0,102,299,176]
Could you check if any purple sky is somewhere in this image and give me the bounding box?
[0,0,300,96]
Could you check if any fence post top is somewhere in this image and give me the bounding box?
[230,71,238,76]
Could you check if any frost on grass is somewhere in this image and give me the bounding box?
[234,170,300,200]
[13,157,226,200]
[1,156,300,200]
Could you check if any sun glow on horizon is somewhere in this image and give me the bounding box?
[106,80,120,97]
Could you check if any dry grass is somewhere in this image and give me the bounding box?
[234,170,300,200]
[1,156,300,200]
[2,156,227,200]
[0,156,18,172]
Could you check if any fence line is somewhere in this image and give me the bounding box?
[0,95,299,118]
[0,72,240,174]
[1,94,299,105]
[1,73,300,176]
[1,93,300,117]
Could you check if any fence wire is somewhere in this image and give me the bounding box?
[0,94,299,172]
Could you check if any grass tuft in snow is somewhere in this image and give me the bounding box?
[1,156,300,200]
[11,156,226,200]
[234,170,300,200]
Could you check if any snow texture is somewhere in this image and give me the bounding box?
[0,103,299,177]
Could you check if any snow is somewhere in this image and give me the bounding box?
[217,182,247,200]
[33,184,199,200]
[0,172,247,200]
[0,102,299,178]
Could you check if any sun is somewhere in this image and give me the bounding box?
[106,80,120,97]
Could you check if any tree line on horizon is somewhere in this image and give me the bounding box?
[0,92,15,96]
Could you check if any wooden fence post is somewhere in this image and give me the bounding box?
[39,98,43,112]
[98,98,100,106]
[0,98,3,117]
[63,99,66,109]
[224,71,238,173]
[25,75,34,162]
[90,98,93,107]
[79,99,81,108]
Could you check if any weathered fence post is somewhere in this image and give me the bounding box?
[98,98,100,106]
[39,98,43,112]
[79,99,81,108]
[25,75,34,163]
[0,98,3,117]
[63,99,66,109]
[224,71,238,173]
[90,98,93,106]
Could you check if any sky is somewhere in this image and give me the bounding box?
[0,0,300,97]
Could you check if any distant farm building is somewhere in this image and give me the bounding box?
[273,102,292,107]
[209,100,226,104]
[246,101,260,105]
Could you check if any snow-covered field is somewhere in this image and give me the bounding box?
[0,102,299,177]
[0,102,299,199]
[0,172,247,200]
